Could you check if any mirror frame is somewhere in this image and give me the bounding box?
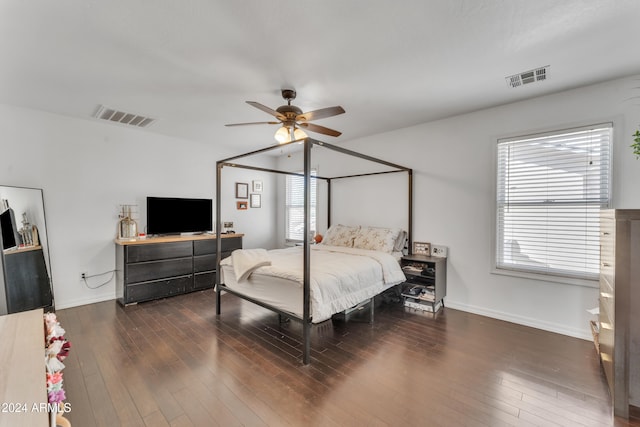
[0,185,54,313]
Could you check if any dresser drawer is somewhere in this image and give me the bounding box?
[194,254,216,273]
[599,277,614,327]
[126,276,191,303]
[127,241,193,263]
[193,239,216,255]
[193,271,216,290]
[126,258,193,283]
[193,237,242,255]
[599,318,614,392]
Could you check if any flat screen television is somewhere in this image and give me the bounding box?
[0,208,21,250]
[146,197,213,235]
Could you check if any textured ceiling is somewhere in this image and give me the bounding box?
[0,0,639,153]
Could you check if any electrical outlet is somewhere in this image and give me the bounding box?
[431,245,448,257]
[81,272,87,280]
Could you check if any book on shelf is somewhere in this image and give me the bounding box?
[404,299,442,313]
[402,265,423,274]
[401,285,435,302]
[402,293,435,302]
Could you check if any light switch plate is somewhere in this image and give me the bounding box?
[431,245,448,257]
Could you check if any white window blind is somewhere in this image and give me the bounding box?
[286,171,317,241]
[496,124,612,280]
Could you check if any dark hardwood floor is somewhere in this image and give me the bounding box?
[55,289,639,427]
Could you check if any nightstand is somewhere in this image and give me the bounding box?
[400,254,447,313]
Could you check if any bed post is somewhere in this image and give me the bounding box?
[327,179,332,229]
[216,162,223,315]
[302,138,312,365]
[408,169,413,255]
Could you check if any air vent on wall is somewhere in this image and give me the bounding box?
[93,105,156,128]
[506,66,549,88]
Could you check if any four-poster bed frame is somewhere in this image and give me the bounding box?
[215,137,413,365]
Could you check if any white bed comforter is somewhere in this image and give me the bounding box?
[221,245,406,322]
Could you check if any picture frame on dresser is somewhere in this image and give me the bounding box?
[413,241,430,256]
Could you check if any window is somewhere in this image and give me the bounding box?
[496,124,612,281]
[285,170,317,241]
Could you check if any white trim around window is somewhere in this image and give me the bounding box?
[493,123,612,286]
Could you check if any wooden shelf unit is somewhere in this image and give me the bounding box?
[400,254,447,313]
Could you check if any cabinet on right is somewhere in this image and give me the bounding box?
[400,254,446,313]
[599,209,640,419]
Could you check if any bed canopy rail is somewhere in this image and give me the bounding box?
[215,137,413,365]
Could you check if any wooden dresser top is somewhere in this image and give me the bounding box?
[115,233,244,246]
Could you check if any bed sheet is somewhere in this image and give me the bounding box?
[220,245,405,323]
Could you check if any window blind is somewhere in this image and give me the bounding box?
[286,171,317,241]
[496,124,612,280]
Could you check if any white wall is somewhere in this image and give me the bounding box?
[0,104,278,309]
[217,165,277,250]
[324,75,640,340]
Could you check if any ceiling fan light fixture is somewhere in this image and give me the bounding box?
[274,125,307,144]
[227,88,343,140]
[294,128,308,140]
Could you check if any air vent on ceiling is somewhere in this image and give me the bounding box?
[93,105,155,128]
[506,66,549,88]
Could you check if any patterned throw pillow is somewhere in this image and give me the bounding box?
[322,224,359,247]
[353,227,400,253]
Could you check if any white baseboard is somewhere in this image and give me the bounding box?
[444,300,592,341]
[54,293,115,310]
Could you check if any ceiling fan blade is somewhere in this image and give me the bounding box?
[225,121,280,127]
[298,122,342,137]
[246,101,286,120]
[296,106,345,122]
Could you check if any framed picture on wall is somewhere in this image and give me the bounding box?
[237,201,248,210]
[252,180,263,192]
[236,182,248,199]
[250,193,261,208]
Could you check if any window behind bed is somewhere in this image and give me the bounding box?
[495,123,612,282]
[285,169,317,242]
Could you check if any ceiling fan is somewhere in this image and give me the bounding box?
[225,89,345,143]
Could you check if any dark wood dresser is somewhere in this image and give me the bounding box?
[115,234,242,305]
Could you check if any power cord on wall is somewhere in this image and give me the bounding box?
[81,270,116,289]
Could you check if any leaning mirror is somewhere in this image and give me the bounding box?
[0,185,53,314]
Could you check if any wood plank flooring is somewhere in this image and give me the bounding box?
[55,289,640,426]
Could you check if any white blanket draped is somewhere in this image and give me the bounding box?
[231,248,271,282]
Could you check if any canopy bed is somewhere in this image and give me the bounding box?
[215,137,413,364]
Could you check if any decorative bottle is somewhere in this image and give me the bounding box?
[118,205,138,239]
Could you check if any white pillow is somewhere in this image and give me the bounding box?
[353,226,401,253]
[394,230,408,252]
[322,224,359,247]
